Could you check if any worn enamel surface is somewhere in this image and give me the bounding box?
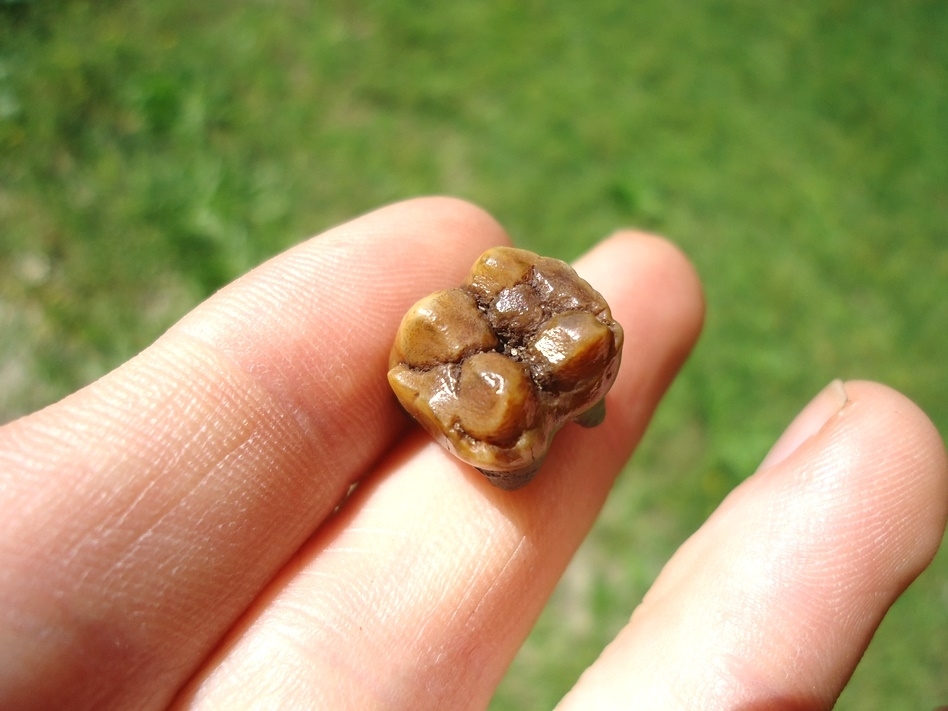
[388,246,623,490]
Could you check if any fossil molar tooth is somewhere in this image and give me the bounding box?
[388,246,623,490]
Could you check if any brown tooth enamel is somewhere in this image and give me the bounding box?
[388,246,623,490]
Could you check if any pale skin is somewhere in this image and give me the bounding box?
[0,197,946,710]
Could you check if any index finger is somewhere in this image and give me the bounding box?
[0,197,508,710]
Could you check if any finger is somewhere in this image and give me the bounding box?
[557,380,948,710]
[174,232,706,709]
[0,197,508,711]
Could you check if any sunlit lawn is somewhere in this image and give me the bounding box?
[1,1,946,708]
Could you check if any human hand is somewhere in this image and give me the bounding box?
[0,198,945,709]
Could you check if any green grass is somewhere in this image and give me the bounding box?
[2,1,946,708]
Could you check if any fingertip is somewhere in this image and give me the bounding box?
[559,379,947,710]
[390,195,512,243]
[835,380,948,562]
[741,378,947,585]
[344,196,514,274]
[577,230,706,351]
[758,379,850,472]
[570,230,704,440]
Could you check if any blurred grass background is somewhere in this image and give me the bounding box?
[1,1,946,707]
